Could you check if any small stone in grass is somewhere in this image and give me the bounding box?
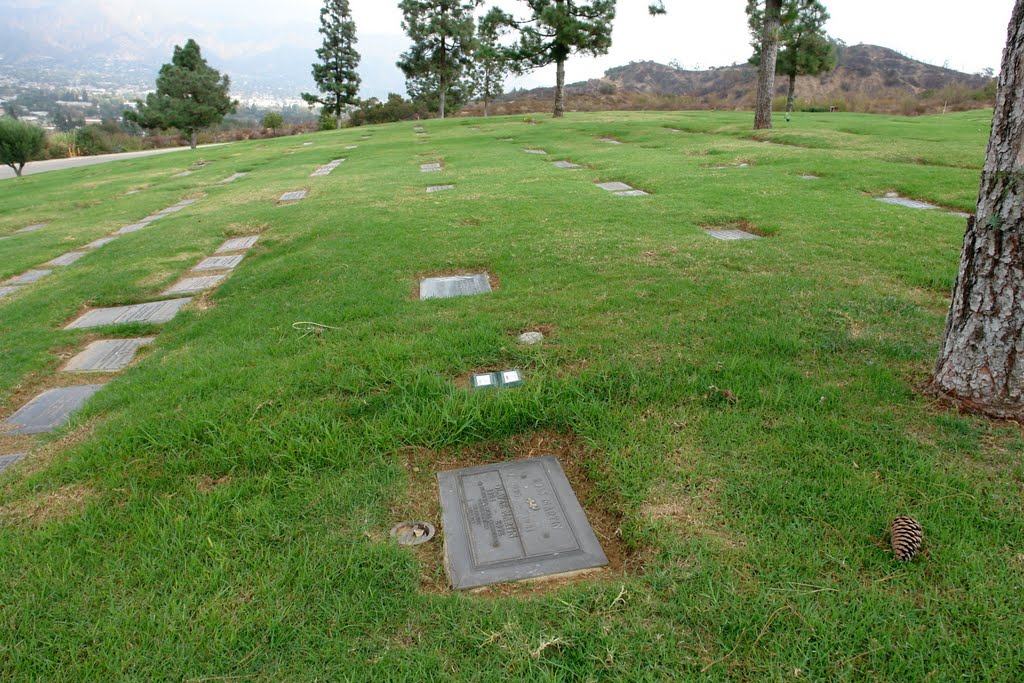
[517,331,545,345]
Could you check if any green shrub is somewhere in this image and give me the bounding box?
[0,117,46,176]
[262,112,285,131]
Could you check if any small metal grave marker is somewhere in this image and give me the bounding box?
[596,181,632,192]
[705,228,761,241]
[193,255,243,272]
[552,161,582,169]
[420,273,491,300]
[524,149,546,155]
[83,237,117,249]
[471,369,525,390]
[0,286,20,300]
[216,236,259,253]
[421,163,442,173]
[63,338,155,372]
[66,298,192,330]
[221,173,248,183]
[46,252,88,267]
[279,191,307,202]
[438,456,608,590]
[16,223,48,234]
[426,185,455,193]
[161,274,227,295]
[5,270,52,285]
[876,196,939,210]
[2,385,106,435]
[391,521,436,546]
[0,453,26,475]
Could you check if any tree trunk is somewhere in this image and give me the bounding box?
[14,165,23,177]
[483,97,489,117]
[786,72,797,114]
[930,0,1024,420]
[190,130,198,150]
[754,0,782,130]
[553,57,566,118]
[439,78,447,120]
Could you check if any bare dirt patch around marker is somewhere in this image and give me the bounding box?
[392,430,639,596]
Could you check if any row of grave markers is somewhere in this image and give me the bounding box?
[2,215,260,473]
[1,198,199,303]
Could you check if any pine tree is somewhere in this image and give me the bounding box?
[397,0,480,119]
[508,0,616,118]
[748,0,836,114]
[302,0,361,129]
[124,39,237,149]
[648,0,782,130]
[930,0,1024,420]
[471,8,521,117]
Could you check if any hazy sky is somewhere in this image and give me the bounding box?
[28,0,1021,97]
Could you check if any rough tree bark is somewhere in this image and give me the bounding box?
[553,57,566,118]
[786,72,797,114]
[754,0,782,130]
[189,130,198,150]
[930,0,1024,420]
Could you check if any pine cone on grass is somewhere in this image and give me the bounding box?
[890,516,923,561]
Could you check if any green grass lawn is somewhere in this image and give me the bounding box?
[1,109,1021,681]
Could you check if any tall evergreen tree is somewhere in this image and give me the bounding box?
[124,39,237,149]
[302,0,362,129]
[507,0,616,118]
[471,8,521,117]
[397,0,480,119]
[648,0,782,129]
[748,0,836,114]
[930,0,1024,420]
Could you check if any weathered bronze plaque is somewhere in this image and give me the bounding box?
[437,456,607,590]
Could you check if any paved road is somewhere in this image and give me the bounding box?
[0,144,228,180]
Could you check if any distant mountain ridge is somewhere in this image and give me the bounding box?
[510,45,992,107]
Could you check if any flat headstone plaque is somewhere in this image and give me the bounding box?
[193,255,243,272]
[421,163,442,172]
[303,142,313,146]
[16,223,48,234]
[2,384,106,435]
[345,145,359,150]
[0,286,20,300]
[471,369,525,390]
[84,237,118,249]
[876,196,938,210]
[552,161,582,169]
[615,190,649,197]
[279,191,307,202]
[5,270,52,285]
[426,185,454,193]
[420,273,491,300]
[162,274,226,295]
[46,251,89,267]
[705,228,760,241]
[116,222,150,235]
[800,175,820,180]
[221,172,248,183]
[66,298,192,330]
[173,171,193,178]
[0,453,26,475]
[596,182,632,192]
[216,236,259,253]
[599,138,623,144]
[437,455,608,590]
[63,338,155,372]
[524,149,546,155]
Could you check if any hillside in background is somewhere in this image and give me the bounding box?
[492,45,994,116]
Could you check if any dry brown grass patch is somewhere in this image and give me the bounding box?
[0,483,94,526]
[641,479,742,549]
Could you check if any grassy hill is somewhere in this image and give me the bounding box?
[1,110,1022,680]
